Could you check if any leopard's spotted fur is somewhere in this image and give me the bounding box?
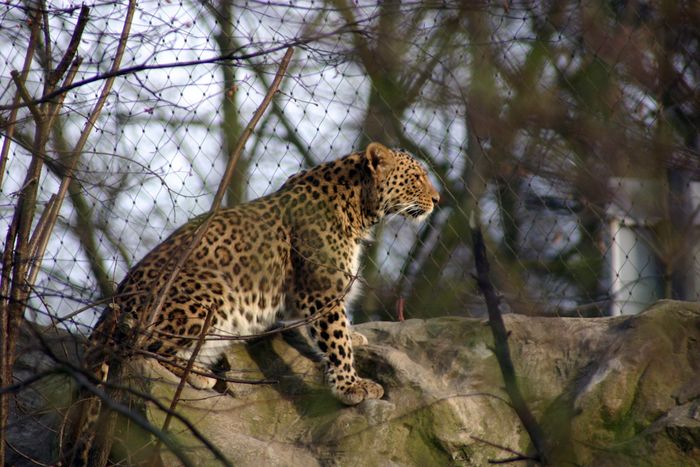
[66,142,439,463]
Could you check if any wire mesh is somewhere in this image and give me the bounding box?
[1,1,699,337]
[3,1,700,464]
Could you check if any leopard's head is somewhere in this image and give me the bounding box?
[361,142,440,223]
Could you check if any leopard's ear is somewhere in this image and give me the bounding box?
[361,142,391,219]
[364,142,392,177]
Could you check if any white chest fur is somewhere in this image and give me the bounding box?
[344,240,365,307]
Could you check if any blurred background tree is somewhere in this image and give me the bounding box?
[2,0,699,328]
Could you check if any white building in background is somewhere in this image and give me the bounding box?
[607,178,700,315]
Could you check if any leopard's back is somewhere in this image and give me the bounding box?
[113,198,293,362]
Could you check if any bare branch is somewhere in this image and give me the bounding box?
[0,8,43,464]
[24,318,233,466]
[147,47,295,459]
[48,5,89,88]
[470,212,550,465]
[213,47,295,208]
[151,304,217,460]
[10,70,44,122]
[0,23,364,112]
[65,367,198,467]
[0,9,40,190]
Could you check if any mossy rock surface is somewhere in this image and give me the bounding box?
[144,301,700,466]
[7,300,700,466]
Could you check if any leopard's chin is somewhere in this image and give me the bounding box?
[405,206,433,223]
[405,206,425,218]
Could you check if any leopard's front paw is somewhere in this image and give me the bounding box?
[335,377,384,405]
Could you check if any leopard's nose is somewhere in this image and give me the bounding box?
[431,192,440,205]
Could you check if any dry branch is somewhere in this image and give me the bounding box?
[0,9,43,464]
[0,31,36,188]
[0,2,140,465]
[470,212,551,465]
[0,21,365,113]
[61,4,140,463]
[149,46,294,460]
[28,0,126,303]
[135,46,295,348]
[48,5,89,88]
[151,304,217,460]
[23,318,233,467]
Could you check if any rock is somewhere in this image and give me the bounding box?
[7,300,700,466]
[7,326,78,466]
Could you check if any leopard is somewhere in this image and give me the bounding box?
[65,142,439,463]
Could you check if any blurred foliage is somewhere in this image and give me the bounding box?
[1,1,699,327]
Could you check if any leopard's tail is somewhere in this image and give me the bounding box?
[61,304,120,466]
[63,363,110,465]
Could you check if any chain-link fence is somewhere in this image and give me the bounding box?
[3,1,698,329]
[1,0,699,462]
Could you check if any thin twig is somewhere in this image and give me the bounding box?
[10,71,44,122]
[52,292,143,326]
[0,369,60,396]
[0,22,366,112]
[151,304,217,459]
[213,46,295,209]
[147,46,294,461]
[489,455,540,464]
[0,10,40,190]
[5,439,53,467]
[136,46,294,343]
[25,320,233,467]
[135,350,277,385]
[134,47,292,348]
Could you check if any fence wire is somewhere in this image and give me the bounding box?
[2,0,699,331]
